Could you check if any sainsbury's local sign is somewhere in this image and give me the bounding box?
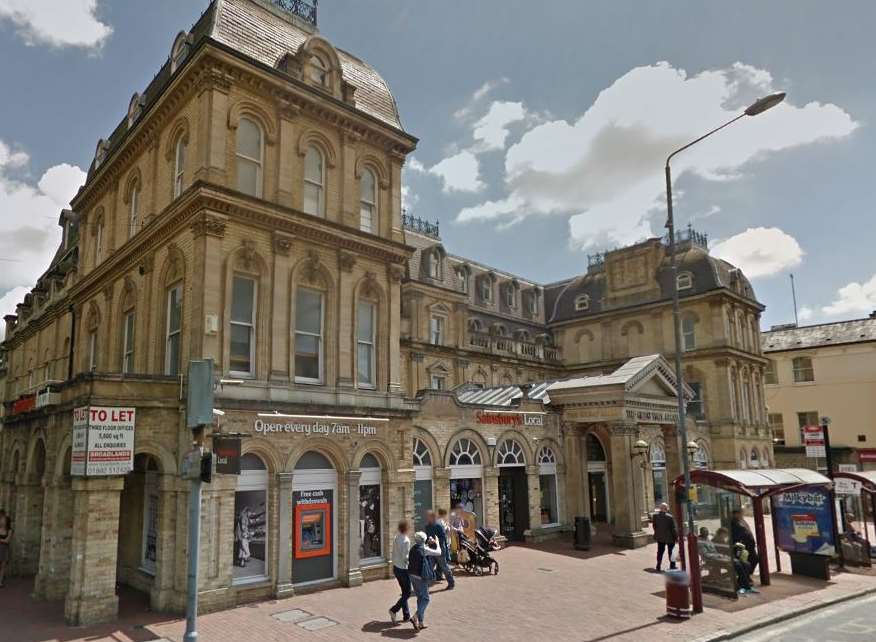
[474,411,544,427]
[71,406,136,477]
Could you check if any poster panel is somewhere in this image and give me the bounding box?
[233,489,267,581]
[358,484,381,559]
[71,406,89,476]
[141,473,159,575]
[773,487,836,556]
[413,479,432,530]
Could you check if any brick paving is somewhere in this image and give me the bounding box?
[4,528,876,642]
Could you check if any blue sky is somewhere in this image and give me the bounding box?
[1,0,874,331]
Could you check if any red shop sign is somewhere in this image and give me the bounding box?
[12,395,36,415]
[858,449,876,463]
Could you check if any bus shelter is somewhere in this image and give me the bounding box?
[833,471,876,567]
[673,468,833,599]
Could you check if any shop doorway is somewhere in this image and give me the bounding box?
[586,433,609,523]
[292,451,337,586]
[497,440,529,541]
[116,454,160,597]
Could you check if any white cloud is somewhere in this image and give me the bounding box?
[429,150,484,193]
[456,61,858,250]
[711,227,803,279]
[0,0,111,49]
[454,78,509,121]
[0,286,30,339]
[472,101,527,151]
[406,156,426,173]
[798,306,814,322]
[822,274,876,317]
[0,139,86,294]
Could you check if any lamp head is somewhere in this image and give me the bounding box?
[745,92,786,116]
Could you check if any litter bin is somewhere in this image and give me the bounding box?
[574,516,591,550]
[664,570,691,619]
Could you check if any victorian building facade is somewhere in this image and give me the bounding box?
[0,0,771,627]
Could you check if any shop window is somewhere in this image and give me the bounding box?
[356,300,376,388]
[650,442,667,506]
[687,382,705,419]
[769,413,785,445]
[792,356,815,383]
[358,453,382,562]
[496,440,525,466]
[174,135,187,198]
[538,446,559,526]
[682,316,696,351]
[165,284,183,376]
[122,311,135,374]
[450,439,481,466]
[764,359,778,385]
[236,117,263,198]
[230,276,256,376]
[449,478,482,526]
[430,315,445,346]
[303,145,325,217]
[413,438,433,530]
[295,287,324,384]
[233,453,268,584]
[359,168,376,233]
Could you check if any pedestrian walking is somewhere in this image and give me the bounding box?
[408,531,441,631]
[0,510,12,588]
[425,510,455,589]
[388,520,412,624]
[652,503,677,572]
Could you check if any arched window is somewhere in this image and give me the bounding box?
[94,216,105,265]
[128,182,140,239]
[136,454,160,574]
[693,443,710,470]
[413,438,433,529]
[359,453,382,562]
[496,440,525,466]
[233,453,268,584]
[575,294,590,312]
[586,433,606,461]
[761,448,770,468]
[173,135,187,198]
[677,272,694,290]
[449,438,483,526]
[310,54,329,86]
[739,448,749,469]
[359,168,376,233]
[236,117,263,198]
[427,249,442,280]
[750,448,760,469]
[165,283,183,375]
[303,145,325,217]
[122,305,136,375]
[450,438,481,466]
[538,446,559,526]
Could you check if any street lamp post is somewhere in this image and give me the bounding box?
[665,91,785,615]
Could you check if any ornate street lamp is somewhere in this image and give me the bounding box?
[665,91,785,615]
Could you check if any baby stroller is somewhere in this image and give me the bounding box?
[459,527,500,576]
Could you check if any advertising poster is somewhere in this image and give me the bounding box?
[71,407,89,476]
[773,487,836,556]
[233,490,267,581]
[141,473,159,575]
[359,484,381,559]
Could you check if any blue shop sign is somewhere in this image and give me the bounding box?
[773,487,835,556]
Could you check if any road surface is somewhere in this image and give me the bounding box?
[731,594,876,641]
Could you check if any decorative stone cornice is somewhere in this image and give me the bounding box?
[273,233,293,256]
[191,214,227,239]
[338,250,357,272]
[610,422,639,436]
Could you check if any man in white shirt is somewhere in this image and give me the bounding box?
[389,520,412,623]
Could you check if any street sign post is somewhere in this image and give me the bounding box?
[804,425,826,459]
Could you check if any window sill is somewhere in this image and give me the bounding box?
[232,575,271,588]
[792,380,817,386]
[294,378,324,386]
[360,558,388,570]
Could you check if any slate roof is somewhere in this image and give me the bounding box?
[545,243,758,324]
[86,0,404,179]
[761,317,876,352]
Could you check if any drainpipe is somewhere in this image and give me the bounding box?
[67,305,76,381]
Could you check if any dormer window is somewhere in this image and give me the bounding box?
[575,294,590,312]
[526,290,539,316]
[127,93,143,129]
[427,250,442,280]
[503,283,517,309]
[456,267,469,294]
[478,277,492,304]
[677,272,694,291]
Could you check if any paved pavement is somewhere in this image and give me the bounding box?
[728,593,876,641]
[3,527,876,642]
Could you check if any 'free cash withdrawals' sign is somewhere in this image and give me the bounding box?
[71,406,136,476]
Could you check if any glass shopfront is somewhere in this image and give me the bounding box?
[233,454,268,584]
[358,453,382,563]
[292,451,337,586]
[413,438,433,530]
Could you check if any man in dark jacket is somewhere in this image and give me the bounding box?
[731,509,759,575]
[424,511,455,589]
[652,503,678,572]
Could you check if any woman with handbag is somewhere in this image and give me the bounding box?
[407,531,442,631]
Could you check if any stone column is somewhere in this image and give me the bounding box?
[525,464,541,538]
[276,106,298,206]
[191,215,228,364]
[195,70,231,185]
[12,478,44,576]
[608,424,650,548]
[387,265,405,394]
[275,472,295,598]
[433,467,450,516]
[150,473,179,612]
[65,477,125,626]
[271,235,294,381]
[483,467,500,529]
[34,477,74,600]
[344,469,363,587]
[336,251,357,390]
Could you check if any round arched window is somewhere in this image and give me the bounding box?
[586,433,606,461]
[496,440,525,466]
[537,446,556,465]
[413,438,432,467]
[449,438,482,466]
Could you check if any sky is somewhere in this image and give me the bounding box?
[1,0,874,334]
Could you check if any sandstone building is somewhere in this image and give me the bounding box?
[0,0,771,626]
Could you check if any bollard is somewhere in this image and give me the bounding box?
[665,569,691,619]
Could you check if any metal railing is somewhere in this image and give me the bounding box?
[402,212,440,239]
[271,0,318,25]
[664,224,709,251]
